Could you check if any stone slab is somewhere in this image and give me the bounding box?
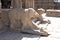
[46,9,60,17]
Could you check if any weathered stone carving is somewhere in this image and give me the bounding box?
[37,8,45,22]
[37,8,50,24]
[37,8,45,14]
[9,8,49,35]
[21,8,48,35]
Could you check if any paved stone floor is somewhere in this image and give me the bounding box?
[0,31,40,40]
[0,13,60,40]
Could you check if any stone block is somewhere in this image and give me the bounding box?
[46,9,60,17]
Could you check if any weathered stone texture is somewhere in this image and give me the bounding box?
[0,9,10,33]
[9,8,24,32]
[1,9,10,26]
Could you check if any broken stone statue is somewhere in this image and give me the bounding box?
[9,8,49,36]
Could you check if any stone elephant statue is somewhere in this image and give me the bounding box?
[9,8,49,36]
